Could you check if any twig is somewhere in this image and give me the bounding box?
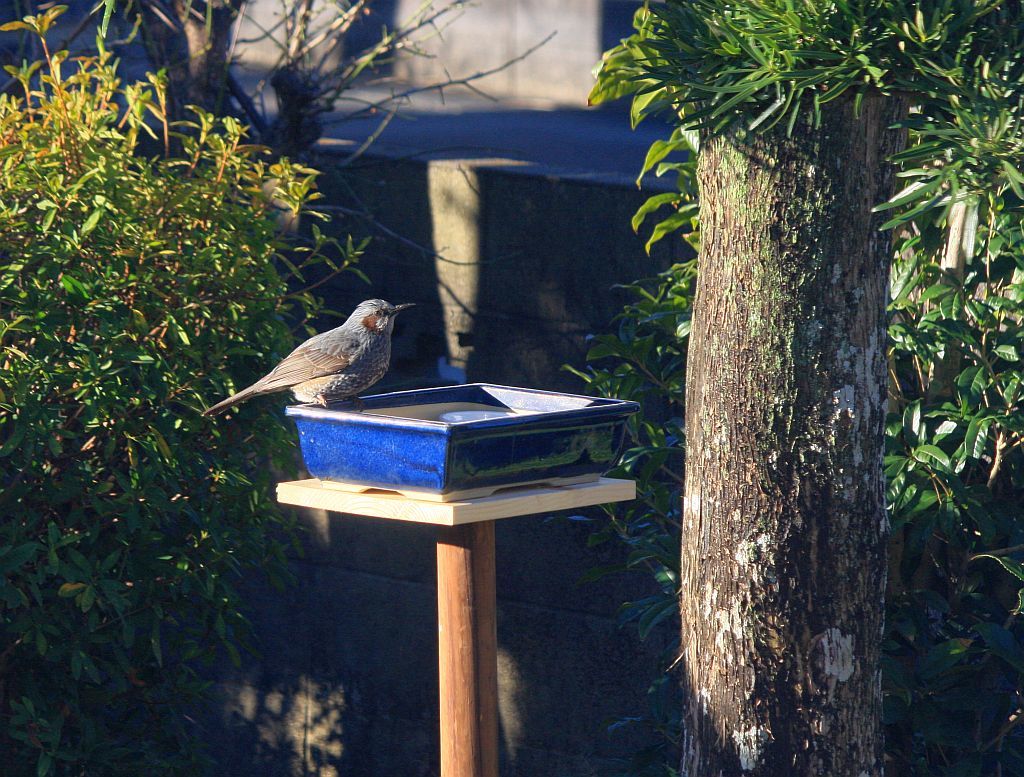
[226,70,268,136]
[316,202,496,267]
[313,0,462,77]
[319,31,556,120]
[983,708,1024,751]
[0,1,96,96]
[972,542,1024,561]
[988,431,1007,490]
[303,0,369,65]
[339,102,399,164]
[283,263,360,300]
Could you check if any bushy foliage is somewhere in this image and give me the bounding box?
[0,9,359,774]
[883,210,1024,775]
[566,265,694,776]
[581,2,1024,775]
[590,1,1024,241]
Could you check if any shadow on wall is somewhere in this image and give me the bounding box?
[203,510,673,777]
[200,516,438,776]
[210,514,442,777]
[315,145,679,393]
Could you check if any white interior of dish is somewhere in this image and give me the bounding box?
[362,401,539,422]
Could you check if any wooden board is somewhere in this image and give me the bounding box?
[317,473,600,502]
[276,477,636,526]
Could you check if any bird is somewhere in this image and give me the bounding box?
[203,299,414,417]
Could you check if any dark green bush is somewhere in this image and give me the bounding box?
[882,211,1024,776]
[0,8,360,774]
[568,266,691,777]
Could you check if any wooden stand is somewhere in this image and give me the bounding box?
[437,522,499,777]
[277,477,635,777]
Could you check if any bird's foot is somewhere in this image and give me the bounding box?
[349,396,365,412]
[315,394,329,408]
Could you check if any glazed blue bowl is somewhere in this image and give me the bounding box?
[285,383,639,499]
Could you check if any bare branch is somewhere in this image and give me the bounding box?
[341,102,399,163]
[227,70,268,135]
[316,201,511,267]
[321,31,556,124]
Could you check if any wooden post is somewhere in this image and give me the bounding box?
[436,522,499,777]
[276,477,636,775]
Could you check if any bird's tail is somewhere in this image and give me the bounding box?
[202,383,265,417]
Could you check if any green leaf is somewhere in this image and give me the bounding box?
[974,622,1024,673]
[973,554,1024,584]
[40,207,57,233]
[918,638,972,679]
[903,400,922,446]
[637,596,677,640]
[962,417,990,460]
[60,274,88,298]
[912,445,951,470]
[1001,160,1024,199]
[630,89,668,129]
[956,366,989,406]
[644,210,694,253]
[994,344,1019,362]
[875,175,943,213]
[98,0,115,38]
[0,543,40,574]
[631,192,680,233]
[79,585,96,612]
[58,582,87,598]
[81,208,103,236]
[637,140,676,182]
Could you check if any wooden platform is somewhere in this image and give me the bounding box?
[317,473,600,502]
[276,477,636,526]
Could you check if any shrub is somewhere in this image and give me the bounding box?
[881,209,1024,775]
[0,8,360,774]
[567,265,692,776]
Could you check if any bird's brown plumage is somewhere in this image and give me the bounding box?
[203,299,412,417]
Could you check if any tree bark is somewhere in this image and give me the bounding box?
[679,92,907,776]
[140,0,243,121]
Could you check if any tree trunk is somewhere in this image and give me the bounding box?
[679,92,907,776]
[140,0,243,121]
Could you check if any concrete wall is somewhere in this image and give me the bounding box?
[200,150,685,776]
[312,148,680,393]
[235,0,642,106]
[393,0,602,104]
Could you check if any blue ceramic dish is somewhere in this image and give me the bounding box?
[285,383,639,498]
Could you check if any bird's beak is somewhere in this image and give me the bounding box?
[392,303,415,313]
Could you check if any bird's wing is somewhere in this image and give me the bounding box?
[251,338,352,394]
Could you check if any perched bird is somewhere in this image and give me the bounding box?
[203,299,414,417]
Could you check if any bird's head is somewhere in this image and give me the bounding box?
[349,299,415,335]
